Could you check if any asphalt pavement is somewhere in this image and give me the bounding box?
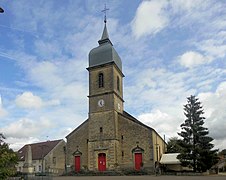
[53,175,226,180]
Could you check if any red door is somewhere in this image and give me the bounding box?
[74,156,80,172]
[135,153,142,170]
[98,153,106,171]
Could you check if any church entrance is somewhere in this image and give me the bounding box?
[135,153,142,170]
[98,153,106,171]
[74,156,80,172]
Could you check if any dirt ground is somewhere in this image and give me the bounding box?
[53,175,226,180]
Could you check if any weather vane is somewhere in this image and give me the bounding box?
[101,4,109,23]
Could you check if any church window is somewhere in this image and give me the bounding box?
[53,157,56,164]
[122,151,124,157]
[98,73,104,88]
[121,135,124,140]
[100,127,103,133]
[117,76,120,91]
[39,165,41,172]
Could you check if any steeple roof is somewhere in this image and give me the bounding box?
[88,22,122,72]
[101,23,109,40]
[98,23,112,45]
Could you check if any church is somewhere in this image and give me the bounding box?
[66,19,166,173]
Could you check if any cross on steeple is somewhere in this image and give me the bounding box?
[101,4,109,24]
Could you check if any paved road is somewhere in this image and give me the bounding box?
[53,175,226,180]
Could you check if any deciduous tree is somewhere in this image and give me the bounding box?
[0,133,18,180]
[166,137,183,153]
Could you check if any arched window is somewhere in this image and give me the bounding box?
[117,76,120,91]
[98,73,104,88]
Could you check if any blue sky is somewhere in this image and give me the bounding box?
[0,0,226,151]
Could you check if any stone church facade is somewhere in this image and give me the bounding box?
[66,22,166,172]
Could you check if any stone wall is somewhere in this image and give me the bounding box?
[88,111,117,141]
[88,109,119,171]
[44,140,66,175]
[89,65,113,97]
[88,64,124,114]
[152,130,166,163]
[118,113,154,171]
[88,63,123,98]
[66,121,89,171]
[88,139,120,170]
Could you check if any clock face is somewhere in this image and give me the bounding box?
[98,99,105,107]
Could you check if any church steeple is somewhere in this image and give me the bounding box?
[86,5,124,170]
[88,14,122,72]
[98,5,112,46]
[101,24,109,40]
[98,23,112,45]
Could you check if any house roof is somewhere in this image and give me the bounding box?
[17,139,63,161]
[160,153,181,164]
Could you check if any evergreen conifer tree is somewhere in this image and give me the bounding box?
[178,95,218,172]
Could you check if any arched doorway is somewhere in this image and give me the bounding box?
[98,153,106,171]
[73,148,82,172]
[135,153,142,170]
[74,156,80,172]
[132,145,144,171]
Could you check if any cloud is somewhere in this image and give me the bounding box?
[136,81,226,149]
[0,95,8,118]
[0,117,52,139]
[6,137,40,151]
[15,92,43,109]
[131,0,169,38]
[178,51,210,68]
[34,40,62,59]
[28,61,64,89]
[2,0,226,152]
[138,109,181,139]
[169,0,219,29]
[198,82,226,141]
[15,91,61,109]
[196,39,226,59]
[124,67,195,113]
[0,108,7,118]
[124,63,226,150]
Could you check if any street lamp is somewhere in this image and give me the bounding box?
[0,7,4,13]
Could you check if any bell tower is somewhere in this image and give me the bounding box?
[87,17,124,170]
[88,23,124,114]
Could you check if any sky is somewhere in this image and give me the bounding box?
[0,0,226,151]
